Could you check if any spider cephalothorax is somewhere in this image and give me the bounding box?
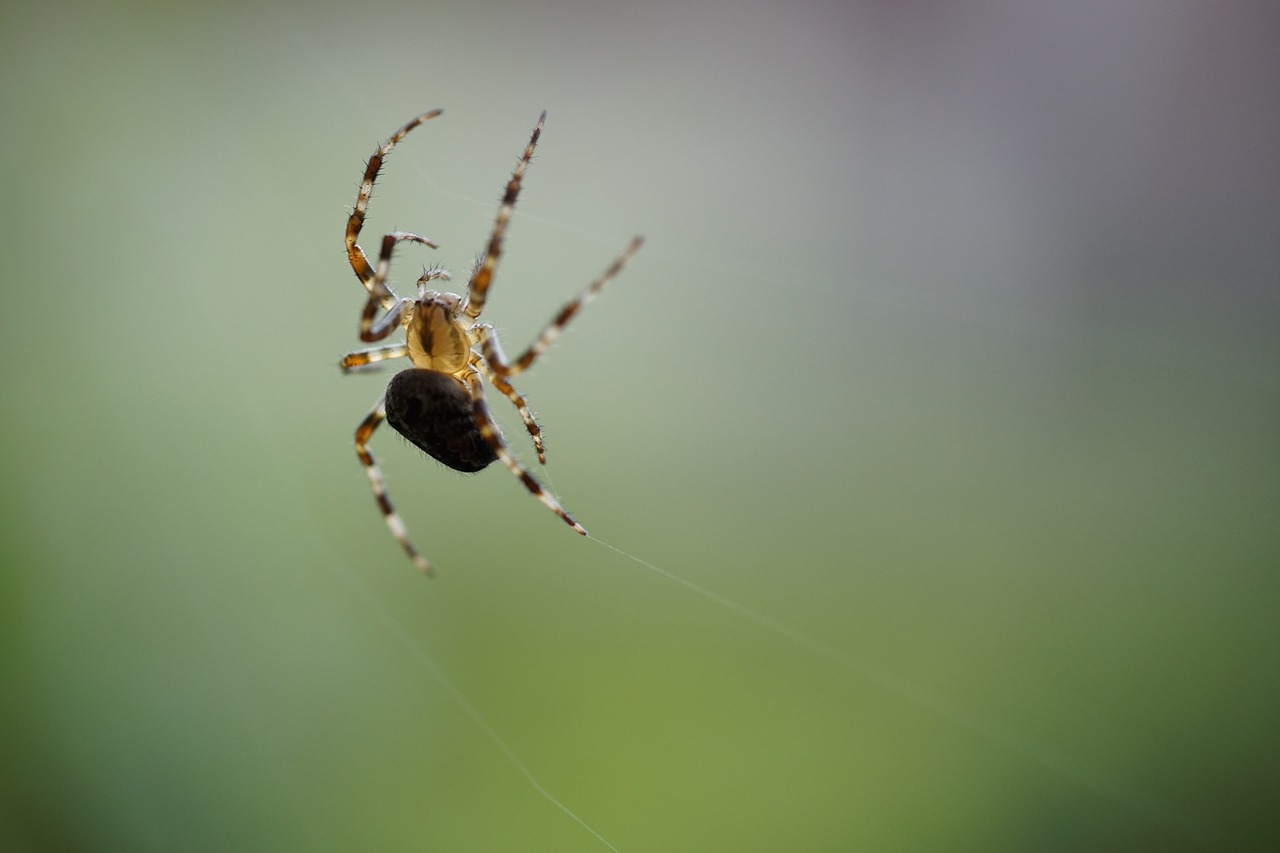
[338,109,642,575]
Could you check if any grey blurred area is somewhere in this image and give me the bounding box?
[1,2,1277,851]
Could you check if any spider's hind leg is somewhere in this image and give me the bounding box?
[355,397,434,575]
[466,376,585,534]
[473,353,546,463]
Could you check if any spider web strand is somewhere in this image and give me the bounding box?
[340,572,621,851]
[585,534,1227,851]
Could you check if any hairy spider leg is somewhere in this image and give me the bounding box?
[471,352,546,463]
[355,398,433,575]
[467,375,585,534]
[462,111,546,321]
[473,235,644,379]
[356,231,441,342]
[346,108,444,307]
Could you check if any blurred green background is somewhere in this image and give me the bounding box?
[2,2,1277,850]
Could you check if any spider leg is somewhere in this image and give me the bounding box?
[347,109,443,301]
[463,111,546,321]
[473,236,643,378]
[471,352,546,463]
[466,375,585,535]
[358,232,436,342]
[355,397,433,575]
[340,343,409,372]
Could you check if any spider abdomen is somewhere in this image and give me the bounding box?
[384,369,498,473]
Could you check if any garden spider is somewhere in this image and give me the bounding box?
[339,108,643,575]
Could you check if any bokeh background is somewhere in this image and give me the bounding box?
[2,1,1277,850]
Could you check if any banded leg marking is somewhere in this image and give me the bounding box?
[355,399,433,575]
[340,343,409,372]
[473,353,545,463]
[463,111,546,321]
[474,236,643,378]
[346,109,444,303]
[359,231,438,342]
[467,377,585,534]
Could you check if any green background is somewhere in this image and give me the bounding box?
[2,2,1277,850]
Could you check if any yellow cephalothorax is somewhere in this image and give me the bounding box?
[404,292,469,375]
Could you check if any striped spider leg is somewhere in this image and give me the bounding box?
[338,109,643,575]
[471,236,644,386]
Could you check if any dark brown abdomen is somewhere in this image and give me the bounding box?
[384,369,498,473]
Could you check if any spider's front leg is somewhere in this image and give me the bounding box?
[462,111,546,322]
[357,232,437,342]
[355,398,434,575]
[346,108,443,293]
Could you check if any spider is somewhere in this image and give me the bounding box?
[339,108,643,575]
